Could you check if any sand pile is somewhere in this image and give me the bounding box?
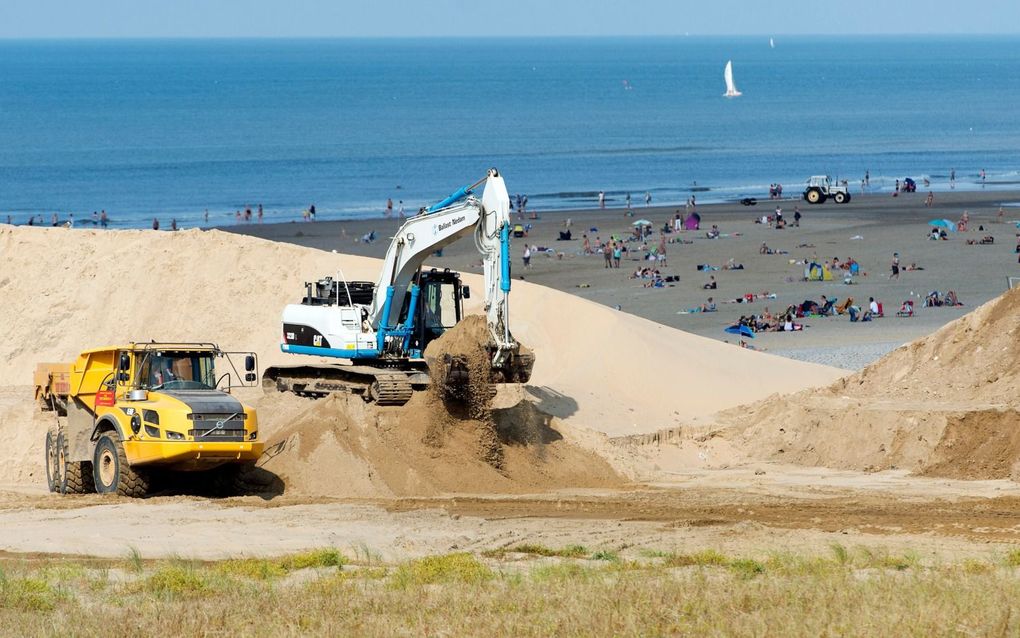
[255,391,622,498]
[722,287,1020,479]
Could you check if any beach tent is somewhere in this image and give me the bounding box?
[929,219,957,232]
[806,262,833,281]
[724,325,755,339]
[684,212,700,231]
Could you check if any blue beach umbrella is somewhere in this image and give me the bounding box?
[928,219,957,232]
[724,325,755,339]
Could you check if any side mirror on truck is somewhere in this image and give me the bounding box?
[244,354,257,383]
[118,353,131,382]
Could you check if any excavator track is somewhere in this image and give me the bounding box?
[263,363,426,407]
[368,374,415,406]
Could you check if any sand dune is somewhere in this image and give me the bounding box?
[715,287,1020,478]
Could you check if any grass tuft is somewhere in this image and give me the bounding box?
[728,558,766,579]
[663,549,730,568]
[1005,549,1020,568]
[126,547,144,573]
[391,553,493,588]
[0,572,63,612]
[144,565,208,597]
[215,558,287,580]
[279,549,346,571]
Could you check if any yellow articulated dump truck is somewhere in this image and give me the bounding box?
[35,342,262,497]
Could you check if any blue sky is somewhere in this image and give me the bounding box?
[1,0,1018,38]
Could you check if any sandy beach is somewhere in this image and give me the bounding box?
[226,188,1020,368]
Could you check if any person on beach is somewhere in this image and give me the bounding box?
[603,242,612,268]
[309,204,316,221]
[235,210,242,223]
[793,206,801,227]
[890,252,900,279]
[950,168,956,188]
[386,198,393,218]
[51,213,58,226]
[702,297,717,312]
[100,210,108,228]
[645,192,651,207]
[204,209,209,224]
[152,218,160,231]
[258,204,263,223]
[92,211,98,225]
[612,242,622,268]
[598,191,605,209]
[171,218,178,231]
[522,244,531,269]
[869,297,880,316]
[398,200,405,218]
[582,234,592,255]
[674,212,683,232]
[703,275,717,290]
[925,191,934,208]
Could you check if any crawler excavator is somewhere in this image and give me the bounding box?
[263,168,534,406]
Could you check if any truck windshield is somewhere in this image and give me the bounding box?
[139,351,216,390]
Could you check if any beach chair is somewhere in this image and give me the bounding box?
[896,301,914,317]
[876,302,885,317]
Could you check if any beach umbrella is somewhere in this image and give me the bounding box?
[632,219,652,226]
[724,325,755,339]
[928,219,957,232]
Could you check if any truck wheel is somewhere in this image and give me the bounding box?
[834,192,847,204]
[56,432,96,495]
[805,188,823,204]
[45,430,60,493]
[208,463,254,497]
[93,432,150,497]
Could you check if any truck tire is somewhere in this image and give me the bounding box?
[805,188,824,204]
[93,432,150,497]
[57,431,96,494]
[833,192,848,204]
[208,462,254,497]
[45,430,60,493]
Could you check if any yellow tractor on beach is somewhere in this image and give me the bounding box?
[35,342,262,497]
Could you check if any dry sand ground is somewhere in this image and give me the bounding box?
[0,210,1018,565]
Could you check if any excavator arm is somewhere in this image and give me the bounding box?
[369,168,523,371]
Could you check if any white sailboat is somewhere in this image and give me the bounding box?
[723,60,742,98]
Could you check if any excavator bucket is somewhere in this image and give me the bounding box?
[439,348,534,402]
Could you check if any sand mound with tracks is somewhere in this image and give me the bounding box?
[255,391,622,497]
[721,287,1020,479]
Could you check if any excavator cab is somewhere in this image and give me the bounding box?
[410,269,466,355]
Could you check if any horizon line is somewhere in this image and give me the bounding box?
[1,32,1018,42]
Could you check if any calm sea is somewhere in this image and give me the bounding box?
[1,36,1019,228]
